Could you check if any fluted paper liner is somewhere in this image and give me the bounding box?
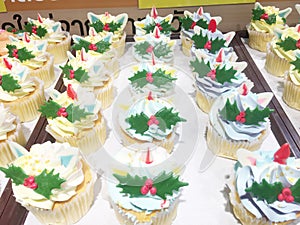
[47,32,71,64]
[265,44,290,77]
[283,76,300,110]
[247,25,274,52]
[180,31,193,57]
[195,89,214,114]
[94,77,114,109]
[112,32,126,58]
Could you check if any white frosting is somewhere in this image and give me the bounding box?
[0,103,17,140]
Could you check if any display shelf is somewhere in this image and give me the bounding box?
[0,33,298,225]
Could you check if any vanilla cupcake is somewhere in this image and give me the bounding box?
[6,33,55,88]
[0,141,97,225]
[265,25,300,77]
[87,11,128,57]
[228,143,300,224]
[62,48,114,109]
[247,2,292,52]
[133,26,176,64]
[283,55,300,110]
[24,14,71,64]
[206,86,273,159]
[39,87,106,156]
[191,48,249,113]
[119,92,186,153]
[108,171,188,225]
[179,7,222,56]
[0,104,26,167]
[0,57,45,122]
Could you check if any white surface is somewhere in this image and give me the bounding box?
[4,41,280,225]
[242,38,300,136]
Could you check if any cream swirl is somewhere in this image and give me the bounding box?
[8,141,84,210]
[289,66,300,86]
[235,147,300,223]
[0,103,17,141]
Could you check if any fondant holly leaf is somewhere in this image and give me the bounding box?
[291,57,300,72]
[134,42,151,59]
[0,165,27,186]
[72,39,111,54]
[144,19,174,34]
[190,57,211,77]
[129,70,149,88]
[114,173,147,198]
[34,169,65,199]
[60,64,89,83]
[265,14,277,25]
[65,103,93,123]
[126,112,149,135]
[290,179,300,203]
[6,27,24,34]
[252,8,265,21]
[38,100,61,119]
[219,99,240,121]
[1,74,21,92]
[7,45,35,63]
[155,107,186,132]
[210,38,226,54]
[244,106,273,125]
[179,17,208,30]
[24,22,47,38]
[192,32,209,50]
[153,171,188,199]
[277,37,298,51]
[216,65,237,84]
[245,179,283,204]
[90,20,122,33]
[153,41,172,58]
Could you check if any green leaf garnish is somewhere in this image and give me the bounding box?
[24,22,47,38]
[90,20,122,33]
[155,107,186,132]
[38,100,61,119]
[179,17,208,30]
[72,39,111,54]
[60,64,89,83]
[65,103,93,123]
[143,19,174,35]
[190,57,211,77]
[7,44,35,63]
[1,74,21,92]
[276,37,298,51]
[126,112,149,135]
[0,165,27,185]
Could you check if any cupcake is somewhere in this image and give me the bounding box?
[24,14,71,64]
[87,11,128,57]
[134,6,174,37]
[282,54,300,110]
[247,2,292,52]
[228,143,300,224]
[39,86,106,156]
[72,28,119,78]
[61,48,114,109]
[6,33,55,88]
[118,92,186,153]
[0,57,45,122]
[128,60,177,97]
[133,26,176,64]
[206,85,273,159]
[179,7,222,56]
[191,25,236,59]
[0,103,26,167]
[265,25,300,77]
[0,141,97,225]
[190,48,249,113]
[108,171,188,225]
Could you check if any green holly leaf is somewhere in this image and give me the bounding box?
[192,31,208,50]
[72,39,111,54]
[7,44,35,63]
[134,42,151,59]
[113,173,147,198]
[215,65,237,84]
[277,37,298,51]
[154,171,188,199]
[90,20,105,33]
[24,22,47,38]
[60,64,89,83]
[0,165,27,186]
[155,107,186,132]
[290,179,300,203]
[38,100,61,119]
[144,19,174,35]
[126,112,149,135]
[265,14,277,25]
[190,57,211,77]
[72,39,90,51]
[219,99,240,122]
[90,20,122,33]
[291,57,300,72]
[1,74,21,92]
[153,41,172,58]
[65,103,93,123]
[128,70,149,88]
[252,8,265,21]
[211,37,226,54]
[6,27,24,34]
[180,17,208,30]
[34,169,65,199]
[246,179,283,204]
[95,40,111,54]
[244,106,273,125]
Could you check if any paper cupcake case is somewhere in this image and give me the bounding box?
[246,25,275,53]
[94,77,114,109]
[283,77,300,110]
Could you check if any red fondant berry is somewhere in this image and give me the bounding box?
[140,185,149,195]
[103,23,110,31]
[145,179,153,188]
[286,195,294,203]
[260,13,269,20]
[150,186,157,195]
[296,40,300,49]
[146,45,154,53]
[204,41,212,50]
[190,21,197,29]
[282,187,292,197]
[278,193,284,201]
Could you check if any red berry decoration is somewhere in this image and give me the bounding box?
[204,41,212,50]
[103,23,110,31]
[278,187,294,203]
[89,43,97,51]
[296,39,300,49]
[260,13,269,20]
[150,186,157,195]
[0,75,2,85]
[236,111,246,123]
[190,21,197,29]
[208,19,217,33]
[273,143,290,165]
[23,176,38,190]
[57,107,68,117]
[146,45,154,53]
[140,185,149,195]
[145,179,153,188]
[69,70,75,79]
[146,72,154,83]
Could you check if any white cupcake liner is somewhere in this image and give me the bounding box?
[195,89,214,114]
[112,32,126,58]
[247,25,274,52]
[265,44,290,77]
[180,31,193,57]
[47,32,71,64]
[94,77,114,109]
[283,77,300,110]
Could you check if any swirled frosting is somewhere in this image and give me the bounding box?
[46,89,102,138]
[234,147,300,223]
[8,141,84,210]
[0,57,36,101]
[249,2,292,34]
[289,60,300,86]
[210,89,273,142]
[0,103,17,141]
